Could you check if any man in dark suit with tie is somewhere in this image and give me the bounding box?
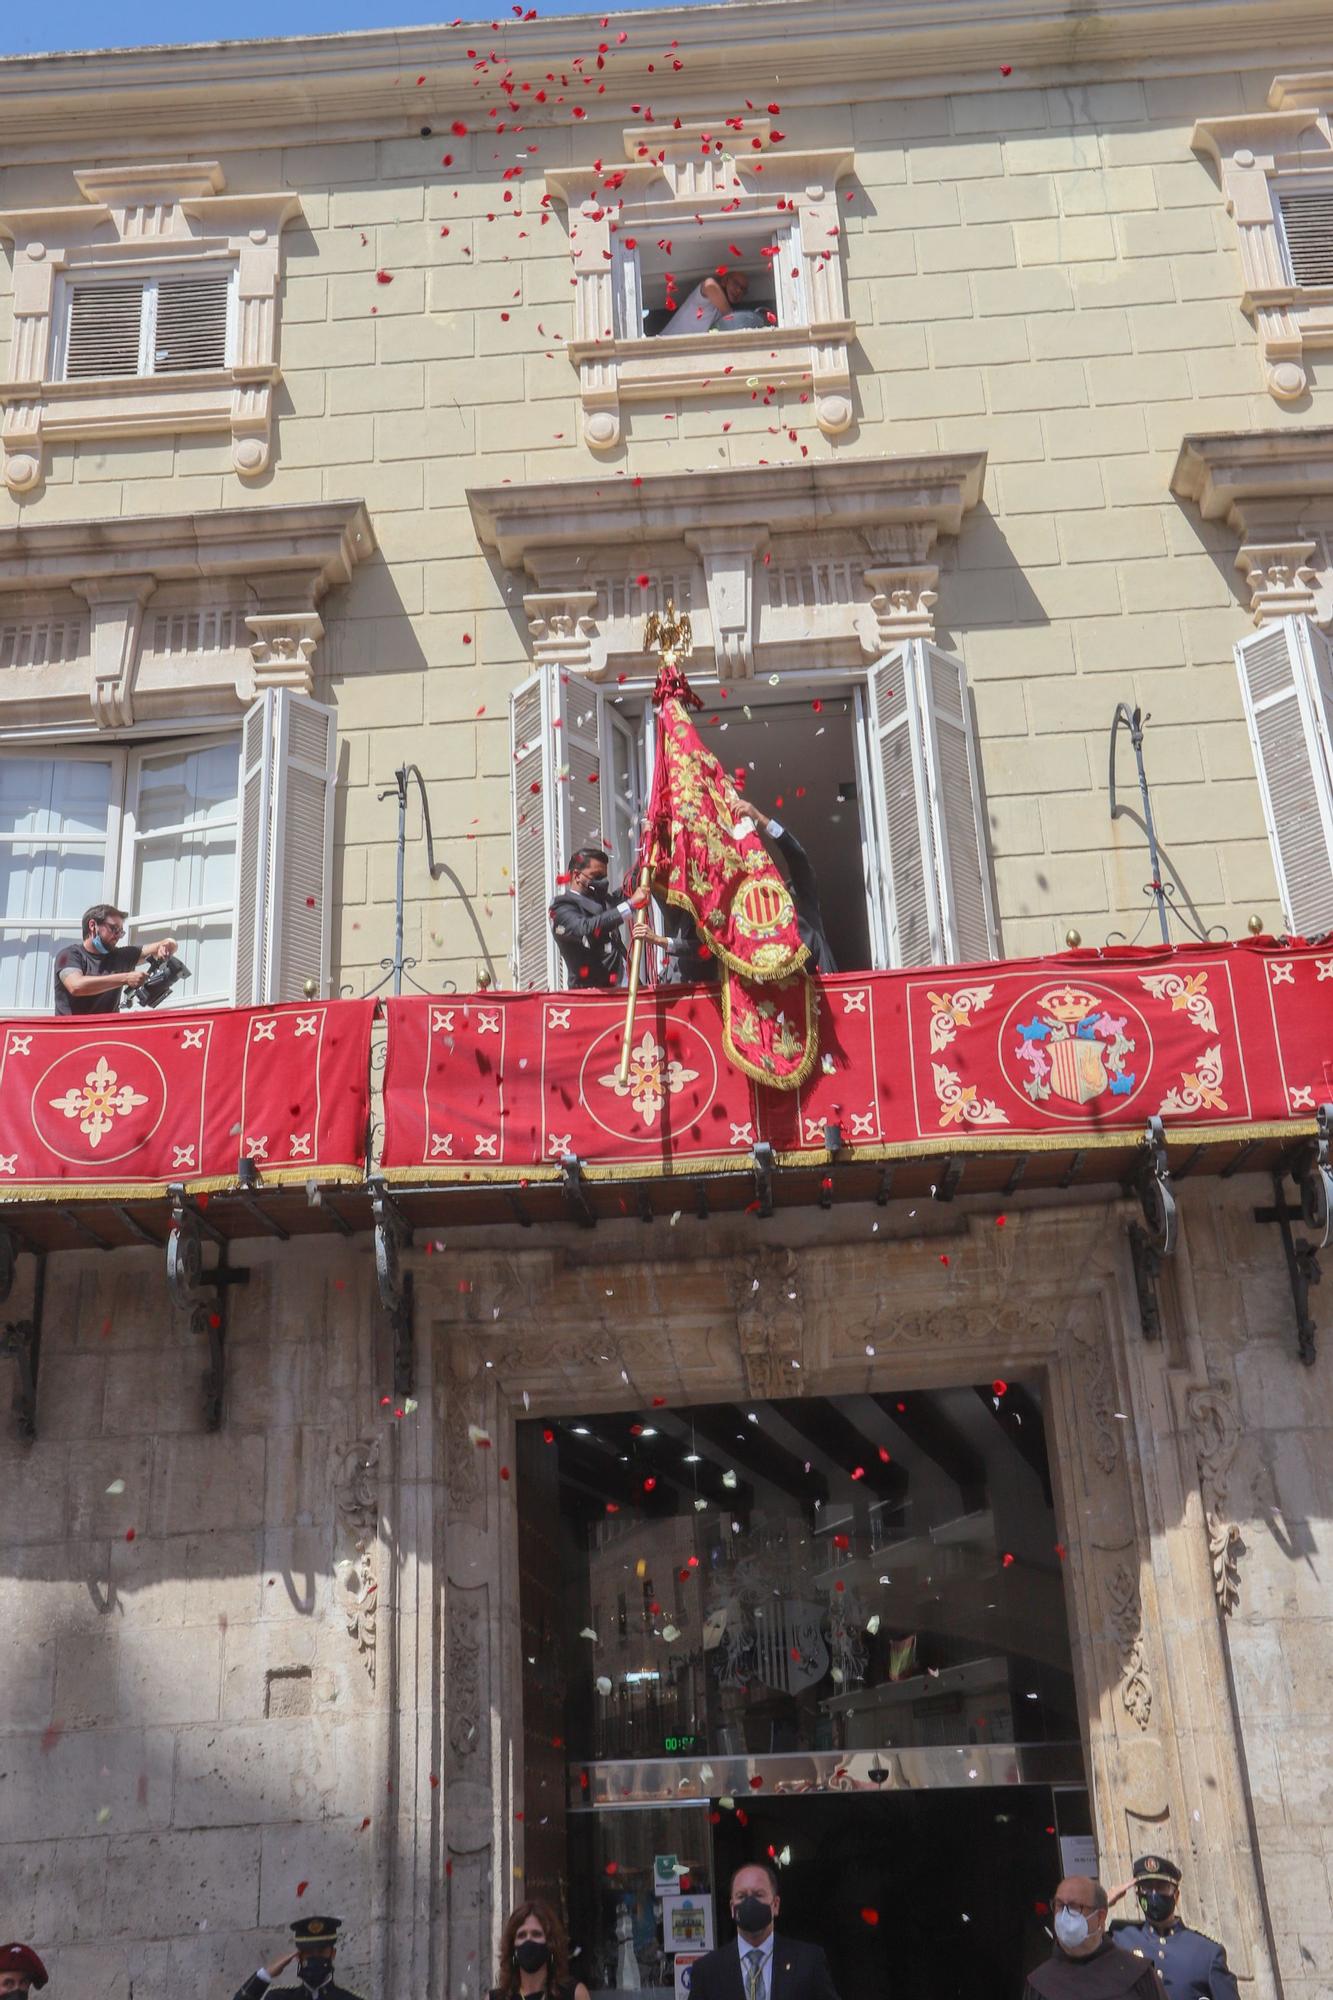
[684,1862,841,2000]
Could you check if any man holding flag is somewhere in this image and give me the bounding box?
[617,605,818,1092]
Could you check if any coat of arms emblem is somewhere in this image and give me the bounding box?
[1011,985,1139,1110]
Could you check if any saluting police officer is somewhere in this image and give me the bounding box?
[232,1915,366,2000]
[1109,1856,1239,2000]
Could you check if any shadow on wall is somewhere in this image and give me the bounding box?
[0,1238,399,1996]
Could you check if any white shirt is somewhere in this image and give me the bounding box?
[736,1930,775,2000]
[662,282,721,336]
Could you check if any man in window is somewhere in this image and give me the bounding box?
[549,850,648,988]
[751,807,837,974]
[662,270,766,335]
[53,904,177,1015]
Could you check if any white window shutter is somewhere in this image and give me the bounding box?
[151,272,231,374]
[510,669,559,990]
[1234,617,1333,935]
[232,690,337,1003]
[861,641,997,969]
[918,640,999,964]
[233,695,275,1005]
[63,281,145,379]
[1277,189,1333,287]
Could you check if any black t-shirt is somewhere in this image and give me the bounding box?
[53,941,141,1015]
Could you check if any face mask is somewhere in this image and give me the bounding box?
[513,1941,551,1975]
[1142,1891,1175,1925]
[1054,1910,1091,1951]
[734,1896,772,1933]
[298,1960,334,1990]
[88,933,109,956]
[583,877,609,903]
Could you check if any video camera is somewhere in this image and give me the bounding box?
[121,952,190,1009]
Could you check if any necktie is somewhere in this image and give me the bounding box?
[745,1950,765,2000]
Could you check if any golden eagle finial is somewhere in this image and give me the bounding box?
[643,597,693,662]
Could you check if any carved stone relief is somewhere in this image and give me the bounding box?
[447,1592,484,1761]
[333,1436,380,1683]
[1105,1560,1154,1731]
[1188,1383,1244,1614]
[732,1245,805,1396]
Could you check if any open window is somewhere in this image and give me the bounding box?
[509,665,644,989]
[1234,616,1333,934]
[546,121,855,447]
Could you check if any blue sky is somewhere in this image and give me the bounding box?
[0,0,688,58]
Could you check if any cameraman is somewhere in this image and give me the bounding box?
[53,905,177,1016]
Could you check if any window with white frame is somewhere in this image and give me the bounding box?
[620,219,803,339]
[1233,614,1333,935]
[56,267,236,382]
[0,735,239,1013]
[0,687,339,1014]
[509,645,997,990]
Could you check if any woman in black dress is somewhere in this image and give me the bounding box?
[491,1899,591,2000]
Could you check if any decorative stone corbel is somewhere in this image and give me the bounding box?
[1236,541,1321,623]
[684,526,767,679]
[859,564,941,646]
[244,611,325,696]
[523,589,606,679]
[72,574,156,729]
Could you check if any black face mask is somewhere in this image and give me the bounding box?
[1142,1890,1176,1925]
[514,1940,551,1974]
[582,876,610,904]
[734,1896,773,1934]
[298,1959,334,1990]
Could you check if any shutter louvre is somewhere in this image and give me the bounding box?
[64,281,145,379]
[232,690,337,1004]
[1278,189,1333,287]
[152,273,230,373]
[510,670,559,989]
[1235,618,1333,934]
[861,641,997,969]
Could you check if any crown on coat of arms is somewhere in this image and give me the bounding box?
[1039,986,1100,1024]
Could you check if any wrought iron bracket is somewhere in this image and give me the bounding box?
[1252,1107,1331,1365]
[367,1180,415,1396]
[559,1154,596,1230]
[0,1226,16,1304]
[750,1141,775,1219]
[1123,1117,1175,1340]
[1,1250,45,1440]
[167,1186,250,1429]
[932,1154,965,1204]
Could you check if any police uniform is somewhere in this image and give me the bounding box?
[1111,1855,1238,2000]
[232,1915,367,2000]
[0,1943,49,1992]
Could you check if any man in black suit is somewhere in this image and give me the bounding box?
[547,846,648,989]
[684,1862,841,2000]
[750,810,837,974]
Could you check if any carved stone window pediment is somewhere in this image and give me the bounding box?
[1171,426,1333,625]
[0,499,373,729]
[544,121,856,449]
[470,453,985,681]
[0,160,303,492]
[1192,76,1333,401]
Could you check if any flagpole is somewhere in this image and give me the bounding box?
[615,608,692,1089]
[616,857,654,1088]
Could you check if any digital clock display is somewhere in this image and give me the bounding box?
[663,1734,699,1754]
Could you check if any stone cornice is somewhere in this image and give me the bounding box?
[468,452,986,571]
[0,0,1329,149]
[0,497,375,600]
[1171,427,1333,623]
[1171,427,1333,529]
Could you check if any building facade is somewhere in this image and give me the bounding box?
[1,1,1332,1996]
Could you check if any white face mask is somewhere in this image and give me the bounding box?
[1054,1909,1091,1950]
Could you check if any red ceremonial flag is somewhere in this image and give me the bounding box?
[642,656,816,1089]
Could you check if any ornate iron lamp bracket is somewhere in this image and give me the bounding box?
[369,1179,414,1395]
[1254,1103,1332,1365]
[167,1185,250,1429]
[1126,1116,1176,1339]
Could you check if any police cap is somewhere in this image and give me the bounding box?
[1131,1855,1182,1885]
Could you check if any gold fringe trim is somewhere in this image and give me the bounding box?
[0,1162,367,1205]
[720,970,819,1092]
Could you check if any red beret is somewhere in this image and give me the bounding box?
[0,1944,48,1989]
